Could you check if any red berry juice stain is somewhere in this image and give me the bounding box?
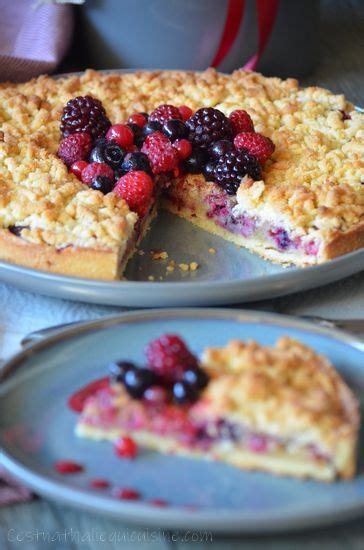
[89,478,110,489]
[113,487,141,500]
[149,498,169,507]
[54,460,84,474]
[68,377,110,413]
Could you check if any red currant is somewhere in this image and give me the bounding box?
[173,139,192,160]
[113,436,138,458]
[106,124,134,148]
[128,113,147,128]
[70,160,88,180]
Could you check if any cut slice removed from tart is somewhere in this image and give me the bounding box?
[75,335,360,482]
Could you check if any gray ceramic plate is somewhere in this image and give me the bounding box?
[0,70,362,306]
[1,309,364,533]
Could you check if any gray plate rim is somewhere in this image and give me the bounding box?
[1,308,364,533]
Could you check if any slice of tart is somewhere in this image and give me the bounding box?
[75,335,360,481]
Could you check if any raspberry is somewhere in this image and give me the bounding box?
[127,113,147,127]
[60,95,110,139]
[145,334,198,384]
[234,132,275,164]
[149,104,182,125]
[141,131,178,174]
[173,139,192,160]
[185,107,232,148]
[214,149,262,195]
[70,160,88,180]
[106,124,134,149]
[178,105,194,121]
[81,162,114,186]
[113,436,138,459]
[57,133,92,167]
[114,170,154,217]
[229,110,255,134]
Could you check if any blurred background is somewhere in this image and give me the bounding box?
[0,0,362,103]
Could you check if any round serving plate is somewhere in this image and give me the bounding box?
[1,308,364,533]
[0,69,362,306]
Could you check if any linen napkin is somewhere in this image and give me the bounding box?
[0,0,73,82]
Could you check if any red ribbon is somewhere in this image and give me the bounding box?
[211,0,245,68]
[211,0,280,70]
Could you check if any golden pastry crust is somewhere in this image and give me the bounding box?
[0,69,362,276]
[199,337,359,472]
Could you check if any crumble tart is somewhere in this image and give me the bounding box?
[75,336,360,482]
[0,69,363,277]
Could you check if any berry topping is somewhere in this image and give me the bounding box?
[54,460,84,474]
[178,105,194,121]
[60,95,111,139]
[173,381,199,405]
[91,175,114,194]
[181,147,207,174]
[81,162,114,186]
[183,367,209,390]
[234,132,275,164]
[90,140,125,169]
[142,120,163,138]
[145,334,198,384]
[126,123,144,147]
[57,133,92,167]
[121,151,152,175]
[90,479,110,489]
[209,139,234,159]
[185,107,232,148]
[106,124,134,149]
[114,170,154,218]
[214,150,262,195]
[128,113,147,127]
[124,367,158,399]
[149,104,182,125]
[109,360,136,383]
[173,139,192,161]
[141,131,179,174]
[162,119,188,142]
[114,487,141,500]
[113,436,138,459]
[143,385,168,405]
[202,160,216,182]
[229,109,255,134]
[70,159,88,180]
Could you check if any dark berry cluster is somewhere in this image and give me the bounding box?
[109,334,209,406]
[57,96,275,212]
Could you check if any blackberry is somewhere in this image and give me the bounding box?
[186,107,232,148]
[90,140,125,169]
[121,152,152,175]
[214,150,262,195]
[60,95,111,139]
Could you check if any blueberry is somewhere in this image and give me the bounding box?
[126,123,144,147]
[89,140,126,169]
[162,119,188,142]
[91,176,114,194]
[109,360,136,383]
[124,368,158,399]
[202,161,216,182]
[209,140,234,159]
[173,381,199,405]
[121,152,152,175]
[181,148,207,174]
[183,367,209,390]
[143,120,162,138]
[139,112,149,120]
